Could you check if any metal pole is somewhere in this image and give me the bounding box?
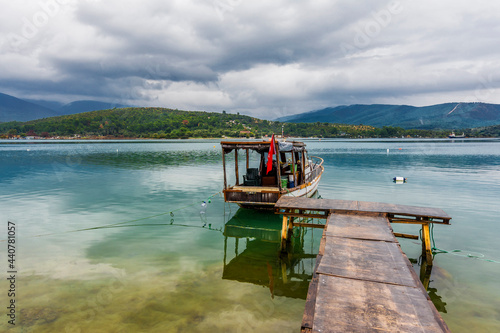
[222,147,227,189]
[276,141,282,189]
[235,149,239,185]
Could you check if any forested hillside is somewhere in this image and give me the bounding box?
[0,107,471,139]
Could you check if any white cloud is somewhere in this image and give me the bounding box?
[150,81,232,111]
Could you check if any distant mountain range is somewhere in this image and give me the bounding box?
[3,91,500,130]
[0,92,128,122]
[0,92,60,122]
[278,103,500,129]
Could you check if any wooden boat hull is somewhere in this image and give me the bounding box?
[224,167,323,209]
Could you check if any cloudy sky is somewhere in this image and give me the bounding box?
[1,0,500,119]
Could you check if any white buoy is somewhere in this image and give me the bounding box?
[393,176,407,182]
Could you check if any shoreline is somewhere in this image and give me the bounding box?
[1,136,498,143]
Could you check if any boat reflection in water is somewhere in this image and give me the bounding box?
[222,209,448,312]
[222,208,319,299]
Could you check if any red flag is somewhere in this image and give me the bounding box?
[266,134,276,175]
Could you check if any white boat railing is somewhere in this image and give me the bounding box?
[305,156,324,184]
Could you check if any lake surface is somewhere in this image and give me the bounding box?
[1,138,499,332]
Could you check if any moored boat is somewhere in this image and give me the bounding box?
[221,137,324,209]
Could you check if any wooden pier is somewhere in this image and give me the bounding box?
[275,197,451,333]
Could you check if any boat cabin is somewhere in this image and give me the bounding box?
[221,140,323,208]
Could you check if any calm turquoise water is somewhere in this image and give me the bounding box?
[1,138,499,332]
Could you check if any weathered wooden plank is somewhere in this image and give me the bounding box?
[317,237,418,288]
[233,185,280,192]
[276,197,356,212]
[301,254,322,332]
[356,201,398,213]
[370,203,451,220]
[325,214,396,242]
[275,197,451,222]
[312,275,449,333]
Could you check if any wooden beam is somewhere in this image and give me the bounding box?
[279,212,329,219]
[390,218,441,225]
[292,222,326,229]
[390,216,450,225]
[394,232,419,240]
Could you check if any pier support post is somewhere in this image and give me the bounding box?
[420,260,433,290]
[281,215,295,252]
[421,223,433,265]
[281,215,289,251]
[281,260,288,284]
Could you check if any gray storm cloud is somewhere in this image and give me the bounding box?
[1,0,500,119]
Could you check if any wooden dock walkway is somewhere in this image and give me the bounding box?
[274,197,451,332]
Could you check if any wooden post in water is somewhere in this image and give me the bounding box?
[420,260,432,290]
[281,215,289,251]
[288,216,294,237]
[280,215,296,252]
[421,223,433,264]
[281,260,288,284]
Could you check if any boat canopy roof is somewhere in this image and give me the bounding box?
[221,140,306,154]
